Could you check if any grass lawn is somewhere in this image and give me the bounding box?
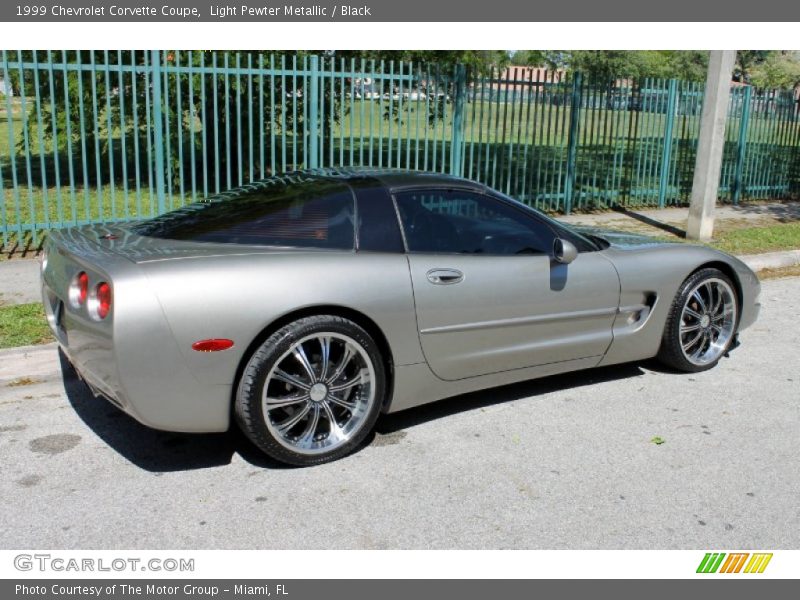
[709,222,800,255]
[0,302,53,348]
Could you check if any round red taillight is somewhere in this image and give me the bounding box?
[94,282,112,320]
[69,271,89,308]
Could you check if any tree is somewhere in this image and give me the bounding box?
[508,50,563,69]
[333,50,509,75]
[734,50,771,84]
[517,51,710,82]
[746,52,800,89]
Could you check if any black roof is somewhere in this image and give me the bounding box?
[309,167,484,191]
[216,167,485,196]
[180,168,489,209]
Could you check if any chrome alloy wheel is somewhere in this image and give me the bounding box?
[262,332,377,455]
[679,277,737,366]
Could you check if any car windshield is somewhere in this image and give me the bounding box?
[133,177,355,249]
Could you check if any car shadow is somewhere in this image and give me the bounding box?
[373,361,646,436]
[727,201,800,223]
[60,350,286,472]
[61,349,648,472]
[611,205,687,238]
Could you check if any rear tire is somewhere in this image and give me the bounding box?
[657,268,739,373]
[235,315,385,466]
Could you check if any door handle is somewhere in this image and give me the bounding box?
[426,268,464,285]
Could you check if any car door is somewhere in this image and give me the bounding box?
[394,188,620,381]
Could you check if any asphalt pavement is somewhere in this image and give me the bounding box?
[0,277,798,549]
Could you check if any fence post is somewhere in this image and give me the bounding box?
[150,50,167,214]
[449,64,467,177]
[657,79,679,208]
[732,85,752,205]
[563,71,582,214]
[308,55,320,170]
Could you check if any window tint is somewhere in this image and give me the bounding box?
[133,179,355,249]
[354,185,405,253]
[394,190,556,255]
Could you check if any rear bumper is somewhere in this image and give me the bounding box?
[43,280,127,408]
[42,258,232,434]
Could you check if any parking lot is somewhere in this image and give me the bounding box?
[1,277,798,550]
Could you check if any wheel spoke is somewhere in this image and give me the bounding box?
[711,284,724,314]
[321,401,346,440]
[712,308,733,322]
[329,371,366,394]
[272,368,311,391]
[684,307,703,320]
[292,344,317,383]
[704,282,715,309]
[266,393,309,409]
[681,322,701,333]
[275,403,311,434]
[297,404,321,444]
[682,329,703,351]
[326,392,356,411]
[318,336,332,381]
[690,338,706,360]
[325,344,355,385]
[691,290,707,313]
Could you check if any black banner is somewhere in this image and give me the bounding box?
[4,580,800,600]
[1,0,799,22]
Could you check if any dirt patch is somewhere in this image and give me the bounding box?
[16,474,43,488]
[29,434,82,455]
[756,265,800,280]
[370,430,408,447]
[6,377,41,387]
[0,424,27,433]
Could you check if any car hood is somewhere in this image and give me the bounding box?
[573,226,680,250]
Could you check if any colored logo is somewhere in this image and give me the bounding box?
[697,552,773,574]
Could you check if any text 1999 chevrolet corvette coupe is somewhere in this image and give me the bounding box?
[41,168,761,465]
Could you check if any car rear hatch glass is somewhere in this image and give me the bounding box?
[131,177,355,250]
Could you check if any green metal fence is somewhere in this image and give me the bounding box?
[2,50,800,247]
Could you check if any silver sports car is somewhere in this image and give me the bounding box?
[41,168,761,466]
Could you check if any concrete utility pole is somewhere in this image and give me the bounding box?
[687,50,737,241]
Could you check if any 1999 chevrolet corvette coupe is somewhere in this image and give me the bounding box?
[42,169,761,465]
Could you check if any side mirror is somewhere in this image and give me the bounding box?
[553,238,578,265]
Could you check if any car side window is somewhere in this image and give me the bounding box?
[394,189,556,255]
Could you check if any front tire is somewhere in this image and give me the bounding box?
[657,268,739,373]
[235,316,385,466]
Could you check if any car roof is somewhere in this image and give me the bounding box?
[194,168,489,206]
[278,167,487,193]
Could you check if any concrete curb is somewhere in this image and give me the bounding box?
[0,258,42,305]
[738,249,800,271]
[0,342,60,384]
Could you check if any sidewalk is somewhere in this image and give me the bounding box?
[0,258,42,305]
[1,202,799,306]
[559,201,800,235]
